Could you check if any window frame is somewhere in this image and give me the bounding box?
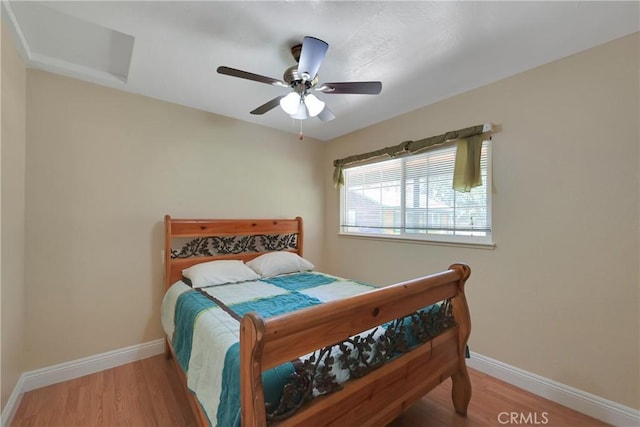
[338,141,494,247]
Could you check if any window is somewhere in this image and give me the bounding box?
[340,141,492,245]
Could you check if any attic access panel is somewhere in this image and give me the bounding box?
[8,1,134,82]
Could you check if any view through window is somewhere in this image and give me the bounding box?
[340,141,492,244]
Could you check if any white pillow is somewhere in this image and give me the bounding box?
[246,252,315,278]
[182,260,260,288]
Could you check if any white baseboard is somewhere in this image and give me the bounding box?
[1,339,165,427]
[1,375,25,427]
[20,339,165,392]
[467,351,640,426]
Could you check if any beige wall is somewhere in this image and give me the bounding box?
[1,24,27,410]
[23,70,325,369]
[324,33,640,409]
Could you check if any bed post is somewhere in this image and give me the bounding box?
[295,216,304,257]
[449,263,472,416]
[240,312,267,427]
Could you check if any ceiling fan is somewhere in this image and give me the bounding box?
[217,36,382,122]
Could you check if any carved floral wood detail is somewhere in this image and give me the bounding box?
[171,234,298,258]
[266,299,455,421]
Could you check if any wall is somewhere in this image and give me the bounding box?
[1,23,27,410]
[324,33,639,409]
[24,70,325,370]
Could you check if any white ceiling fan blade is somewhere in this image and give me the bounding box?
[297,36,328,81]
[317,106,335,122]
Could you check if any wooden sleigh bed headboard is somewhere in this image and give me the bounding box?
[163,215,472,427]
[164,215,304,288]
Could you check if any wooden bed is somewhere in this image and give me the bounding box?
[163,215,472,427]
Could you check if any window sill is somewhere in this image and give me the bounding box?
[338,232,496,250]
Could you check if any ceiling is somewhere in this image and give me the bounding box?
[3,1,639,141]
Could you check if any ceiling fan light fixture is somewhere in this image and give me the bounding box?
[279,92,301,115]
[304,93,325,117]
[290,102,309,120]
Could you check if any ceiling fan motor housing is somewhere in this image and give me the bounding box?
[283,65,319,89]
[283,42,320,89]
[290,43,302,62]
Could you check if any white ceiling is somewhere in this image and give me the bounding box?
[3,1,639,141]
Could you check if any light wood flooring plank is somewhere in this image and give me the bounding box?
[11,355,608,426]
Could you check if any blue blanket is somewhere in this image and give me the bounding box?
[172,272,346,426]
[217,343,296,427]
[173,290,215,372]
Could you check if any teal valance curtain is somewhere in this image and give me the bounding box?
[333,124,490,192]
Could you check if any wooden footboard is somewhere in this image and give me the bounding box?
[240,263,472,427]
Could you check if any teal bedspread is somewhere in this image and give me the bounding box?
[170,272,373,426]
[173,291,215,372]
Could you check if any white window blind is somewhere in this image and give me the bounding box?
[340,141,491,244]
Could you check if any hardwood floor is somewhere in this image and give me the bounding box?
[388,369,608,427]
[12,355,196,427]
[11,355,608,427]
